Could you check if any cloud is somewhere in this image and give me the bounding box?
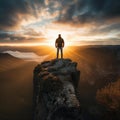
[0,0,119,44]
[23,28,43,37]
[0,0,46,30]
[0,0,120,30]
[0,0,30,30]
[57,0,120,24]
[81,23,120,37]
[0,29,46,43]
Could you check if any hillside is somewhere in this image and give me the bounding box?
[0,53,26,72]
[0,53,37,120]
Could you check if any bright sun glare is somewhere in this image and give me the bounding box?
[46,31,75,48]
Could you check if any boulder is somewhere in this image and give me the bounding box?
[33,59,81,120]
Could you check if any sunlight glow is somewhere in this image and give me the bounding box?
[0,43,48,47]
[0,41,75,47]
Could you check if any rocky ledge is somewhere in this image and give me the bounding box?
[33,59,81,120]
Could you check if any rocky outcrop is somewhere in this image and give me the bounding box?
[33,59,81,120]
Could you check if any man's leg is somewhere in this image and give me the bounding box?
[57,47,59,59]
[61,47,63,59]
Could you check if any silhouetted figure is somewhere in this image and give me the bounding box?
[55,34,64,59]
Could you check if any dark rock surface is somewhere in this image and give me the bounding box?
[33,59,81,120]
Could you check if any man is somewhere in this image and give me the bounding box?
[55,34,65,59]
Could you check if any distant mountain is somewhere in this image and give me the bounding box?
[0,52,24,60]
[0,53,25,72]
[0,52,37,120]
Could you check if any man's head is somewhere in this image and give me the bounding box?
[58,34,61,38]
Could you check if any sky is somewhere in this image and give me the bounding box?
[0,0,120,46]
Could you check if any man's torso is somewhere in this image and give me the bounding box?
[56,38,64,47]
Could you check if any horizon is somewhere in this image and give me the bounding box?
[1,40,120,47]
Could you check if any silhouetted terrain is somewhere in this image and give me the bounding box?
[0,53,25,72]
[0,45,120,120]
[64,46,120,120]
[0,53,37,120]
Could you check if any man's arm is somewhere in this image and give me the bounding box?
[55,39,58,47]
[62,39,64,47]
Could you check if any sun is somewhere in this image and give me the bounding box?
[46,34,75,48]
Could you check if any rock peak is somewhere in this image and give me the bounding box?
[33,58,81,120]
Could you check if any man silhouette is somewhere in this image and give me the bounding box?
[55,34,64,59]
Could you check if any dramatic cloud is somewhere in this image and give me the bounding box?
[0,29,46,43]
[57,0,120,23]
[0,0,120,45]
[0,0,31,30]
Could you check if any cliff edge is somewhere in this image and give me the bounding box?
[33,58,81,120]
